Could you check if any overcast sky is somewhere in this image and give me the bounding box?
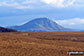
[0,0,84,29]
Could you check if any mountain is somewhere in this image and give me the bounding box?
[9,18,75,32]
[0,27,17,32]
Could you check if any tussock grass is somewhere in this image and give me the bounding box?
[0,32,84,56]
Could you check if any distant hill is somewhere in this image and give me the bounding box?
[0,27,17,32]
[9,18,76,32]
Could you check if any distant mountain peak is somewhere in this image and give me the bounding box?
[29,18,51,22]
[34,17,49,19]
[9,18,74,32]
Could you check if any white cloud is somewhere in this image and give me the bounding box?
[0,0,33,9]
[0,0,84,9]
[0,2,18,7]
[55,18,84,25]
[42,0,76,8]
[22,0,36,4]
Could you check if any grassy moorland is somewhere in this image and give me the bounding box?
[0,32,84,56]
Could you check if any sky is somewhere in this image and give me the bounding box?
[0,0,84,30]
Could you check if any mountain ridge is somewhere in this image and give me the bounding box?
[0,26,17,32]
[9,18,75,32]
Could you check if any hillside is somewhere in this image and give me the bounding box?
[9,18,74,32]
[0,27,17,32]
[0,32,84,56]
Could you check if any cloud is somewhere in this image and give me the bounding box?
[41,0,76,8]
[0,0,84,9]
[55,18,84,25]
[0,0,33,9]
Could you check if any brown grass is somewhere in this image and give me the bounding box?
[0,32,84,56]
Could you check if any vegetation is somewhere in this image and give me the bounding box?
[0,32,84,56]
